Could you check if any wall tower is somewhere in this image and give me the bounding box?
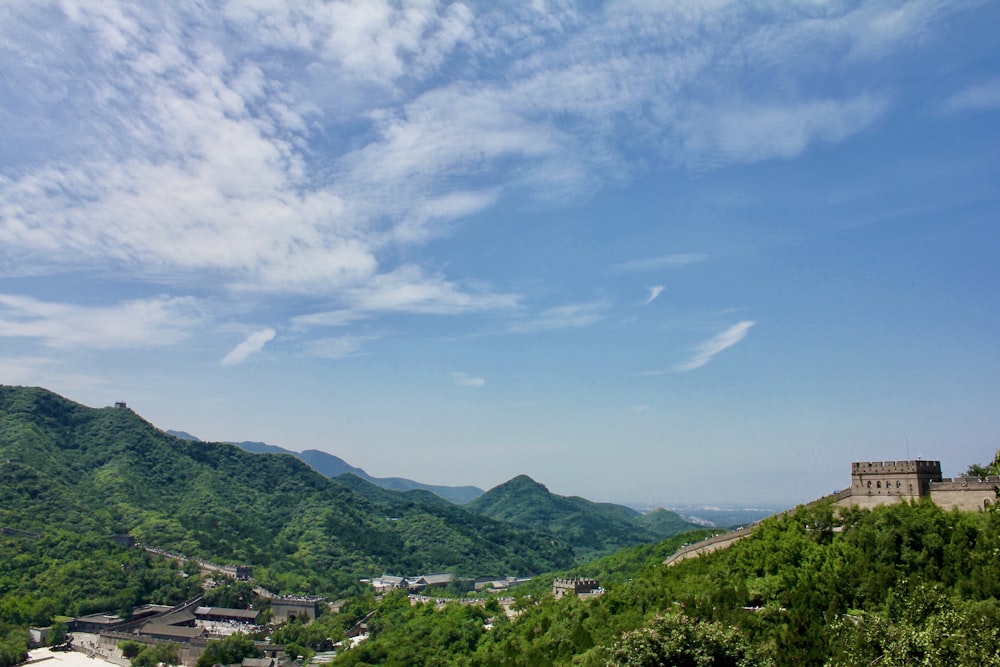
[846,460,942,509]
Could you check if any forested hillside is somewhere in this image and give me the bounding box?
[0,386,573,610]
[465,474,700,562]
[6,385,999,666]
[329,497,1000,666]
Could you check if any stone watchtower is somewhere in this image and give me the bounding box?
[553,578,599,599]
[847,460,942,509]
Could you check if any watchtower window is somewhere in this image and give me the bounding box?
[876,481,881,488]
[867,481,872,488]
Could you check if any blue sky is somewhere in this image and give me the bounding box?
[1,1,998,506]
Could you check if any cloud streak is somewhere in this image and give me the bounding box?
[220,328,276,367]
[452,371,486,388]
[0,294,202,349]
[290,266,520,332]
[677,96,887,168]
[675,321,755,372]
[502,302,606,335]
[939,79,1000,114]
[304,335,372,360]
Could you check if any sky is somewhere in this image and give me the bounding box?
[1,0,998,507]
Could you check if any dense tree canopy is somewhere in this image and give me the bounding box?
[0,385,574,617]
[195,633,258,667]
[324,497,1000,666]
[0,627,27,667]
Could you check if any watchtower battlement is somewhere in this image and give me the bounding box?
[553,578,600,599]
[843,459,943,509]
[851,460,941,475]
[851,459,941,495]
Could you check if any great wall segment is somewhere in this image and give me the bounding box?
[664,459,999,566]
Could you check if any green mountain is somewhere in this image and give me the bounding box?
[465,474,701,562]
[0,386,572,603]
[636,507,702,535]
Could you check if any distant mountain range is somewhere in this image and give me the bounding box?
[168,432,707,558]
[164,435,710,561]
[166,431,484,504]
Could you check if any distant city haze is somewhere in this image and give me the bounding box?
[1,2,997,506]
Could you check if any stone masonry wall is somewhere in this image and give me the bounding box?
[930,477,998,512]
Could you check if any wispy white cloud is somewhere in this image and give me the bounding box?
[840,1,962,61]
[344,266,519,315]
[291,310,369,330]
[939,79,1000,114]
[290,266,520,332]
[613,254,708,274]
[677,96,887,168]
[451,371,486,388]
[0,356,60,385]
[222,0,475,87]
[220,328,276,367]
[2,1,929,287]
[645,286,665,305]
[304,335,371,360]
[0,0,975,353]
[0,294,202,349]
[0,356,106,395]
[675,320,755,372]
[503,302,606,335]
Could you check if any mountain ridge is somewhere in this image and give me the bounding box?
[167,431,484,504]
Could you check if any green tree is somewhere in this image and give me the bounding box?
[965,449,1000,477]
[203,579,257,609]
[119,640,144,659]
[196,633,259,667]
[131,642,180,667]
[827,584,1000,666]
[607,612,773,667]
[47,621,67,646]
[0,628,28,667]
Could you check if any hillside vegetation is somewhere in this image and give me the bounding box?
[465,474,700,562]
[330,496,1000,666]
[7,384,998,666]
[0,386,573,609]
